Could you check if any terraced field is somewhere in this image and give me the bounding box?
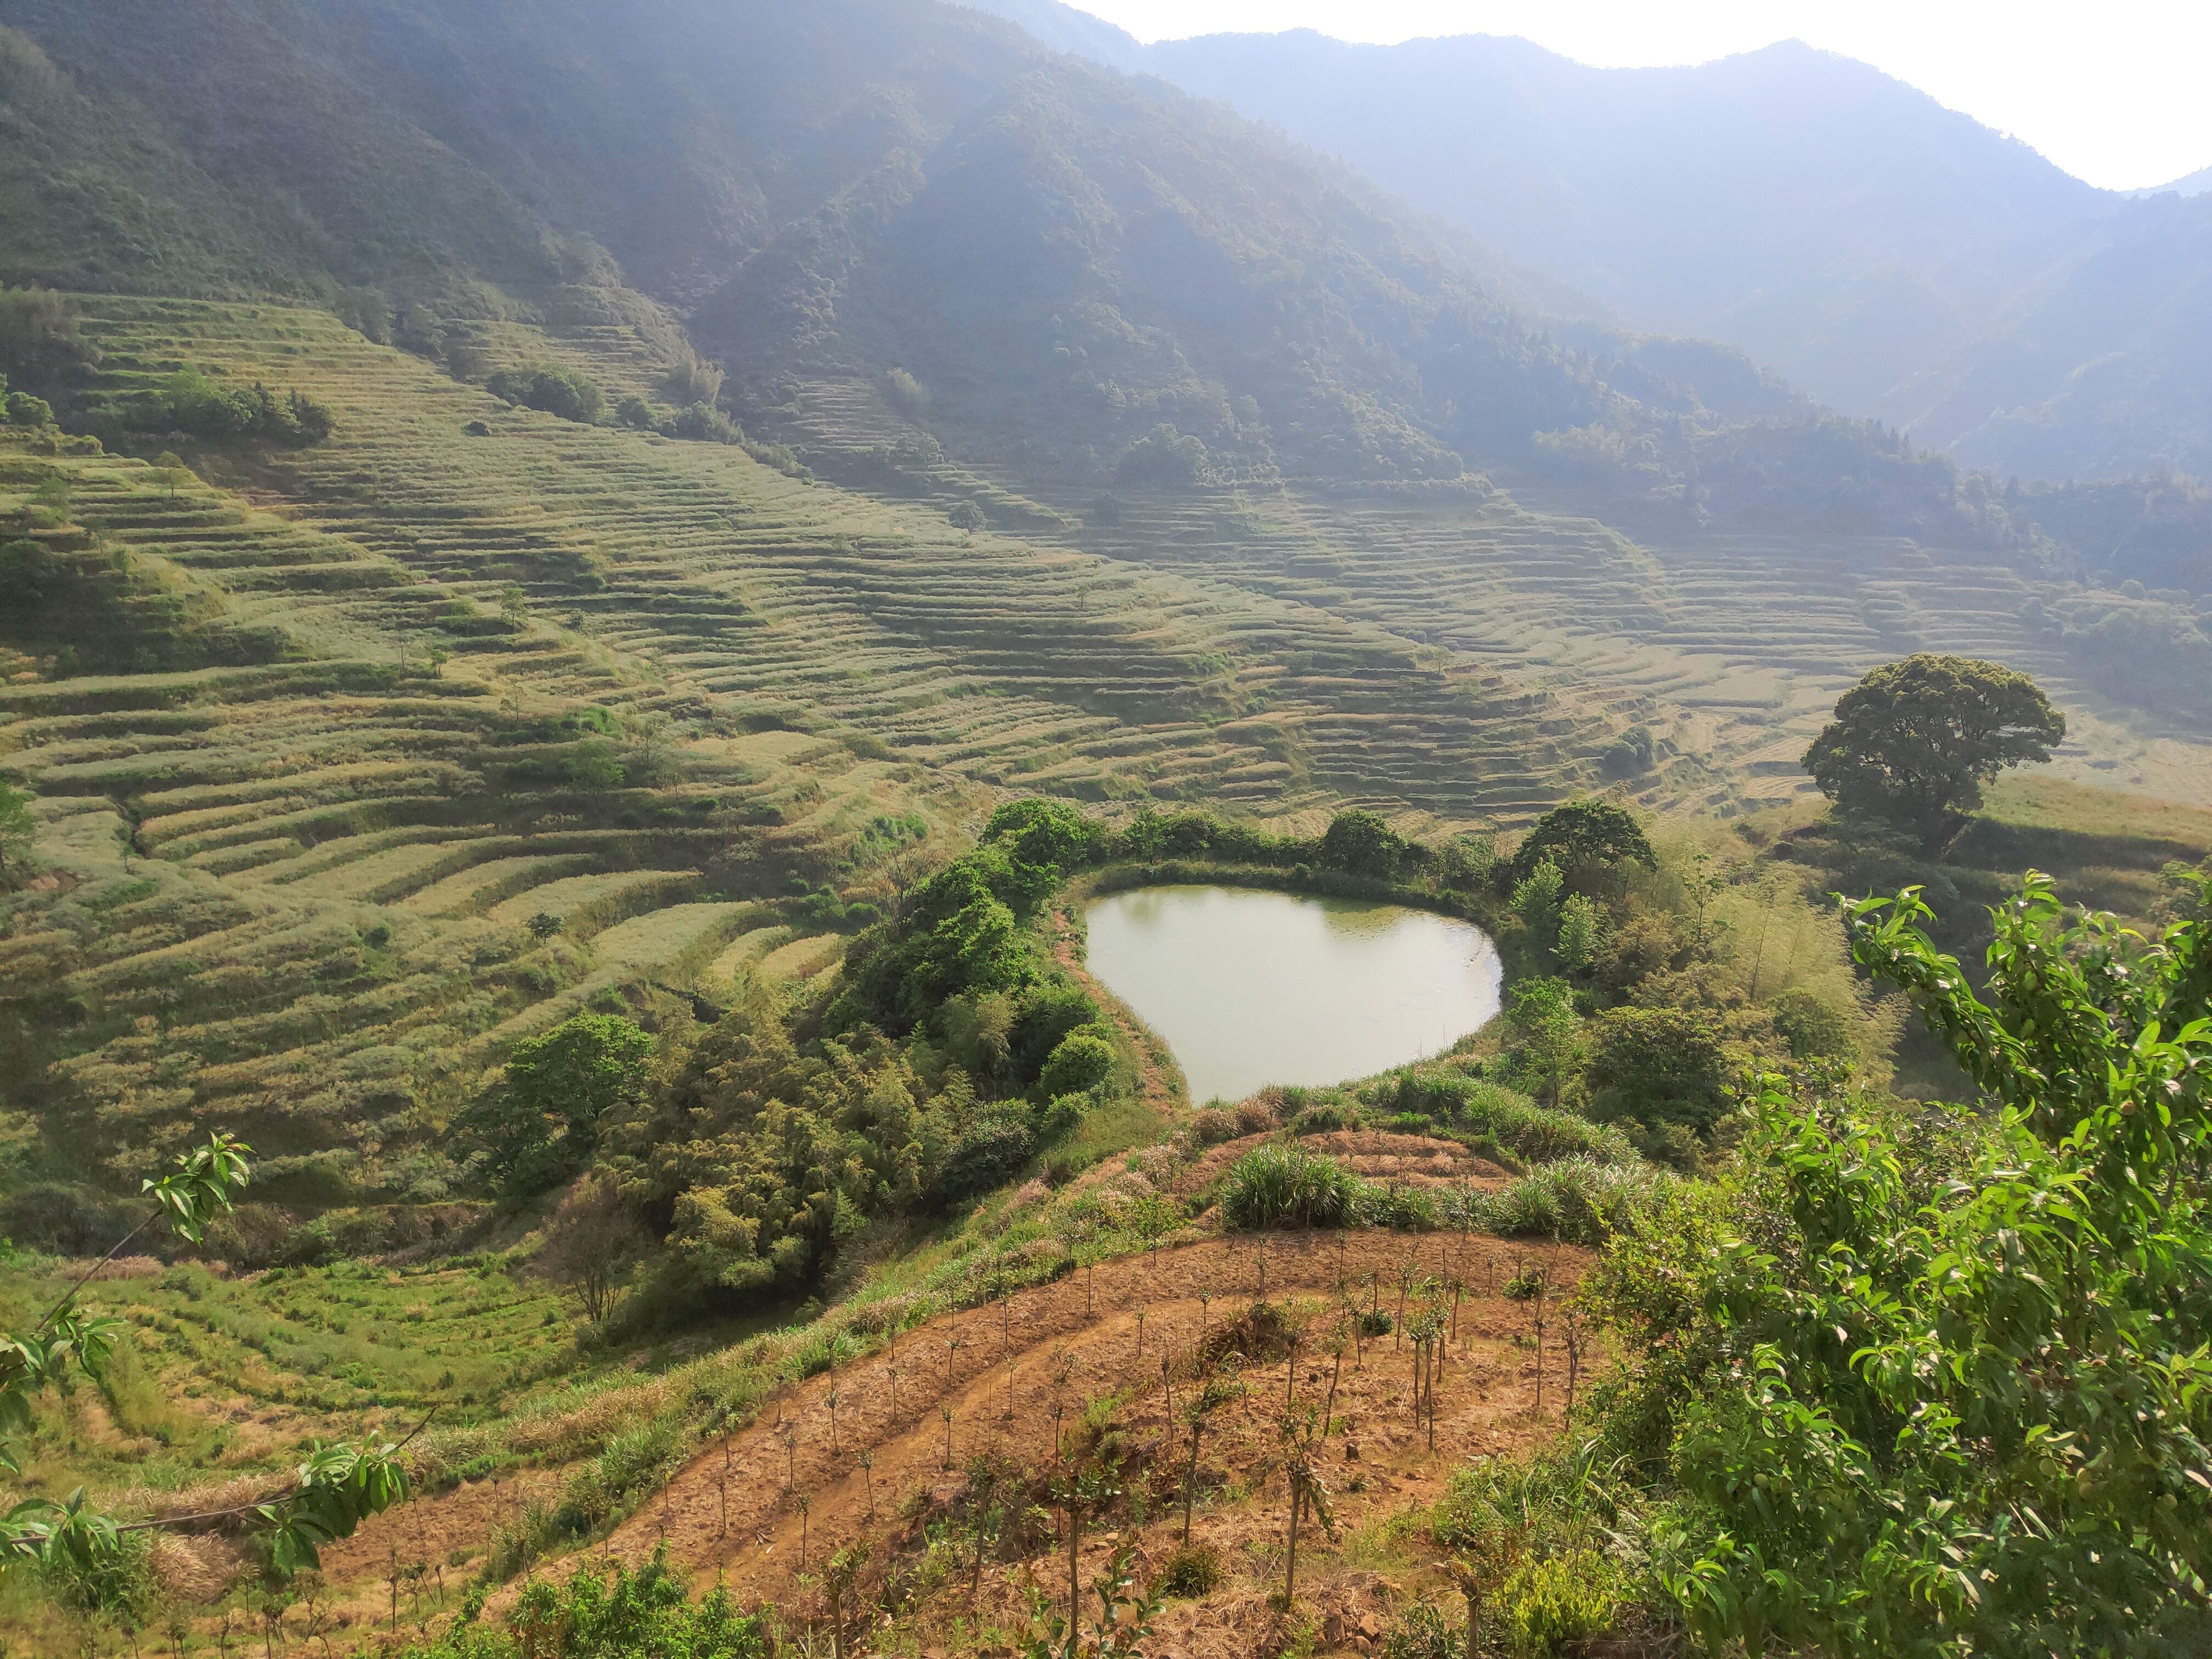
[312,1227,1580,1650]
[9,290,2212,1200]
[776,376,2212,809]
[70,299,1633,821]
[0,417,961,1193]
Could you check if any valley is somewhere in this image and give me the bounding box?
[0,1,2205,1654]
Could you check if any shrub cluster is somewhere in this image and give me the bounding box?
[488,364,604,424]
[126,369,332,443]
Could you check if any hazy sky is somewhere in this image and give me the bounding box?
[1067,1,2211,191]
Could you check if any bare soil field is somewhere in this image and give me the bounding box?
[324,1229,1587,1657]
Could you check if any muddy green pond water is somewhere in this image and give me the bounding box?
[1082,884,1503,1105]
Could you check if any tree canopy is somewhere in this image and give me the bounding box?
[1802,653,2064,845]
[459,1012,651,1196]
[1588,871,2212,1655]
[1509,799,1656,887]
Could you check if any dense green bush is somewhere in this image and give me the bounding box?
[1582,874,2212,1655]
[1221,1144,1360,1229]
[1318,808,1428,879]
[488,364,605,424]
[397,1550,765,1659]
[936,1105,1036,1202]
[0,289,98,390]
[129,369,332,443]
[831,799,1109,1040]
[457,1013,651,1197]
[668,401,742,444]
[1581,1007,1733,1134]
[1117,422,1209,487]
[1036,1029,1115,1099]
[1507,798,1656,888]
[1373,1070,1633,1164]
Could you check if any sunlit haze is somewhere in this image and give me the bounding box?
[1065,0,2212,191]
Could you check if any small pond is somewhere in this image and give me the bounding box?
[1082,884,1503,1105]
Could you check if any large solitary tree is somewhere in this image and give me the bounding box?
[1802,654,2064,845]
[459,1012,652,1196]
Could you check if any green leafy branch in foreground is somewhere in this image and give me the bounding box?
[0,1135,414,1591]
[1610,871,2212,1658]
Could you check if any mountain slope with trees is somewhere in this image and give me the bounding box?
[973,2,2212,487]
[0,0,2074,543]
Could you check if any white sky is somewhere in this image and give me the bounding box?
[1073,1,2212,191]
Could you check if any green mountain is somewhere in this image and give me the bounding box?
[0,0,2034,537]
[973,4,2212,488]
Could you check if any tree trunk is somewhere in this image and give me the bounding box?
[1282,1480,1300,1608]
[1068,1507,1082,1638]
[1182,1422,1203,1544]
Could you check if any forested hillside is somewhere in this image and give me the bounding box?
[0,0,2103,546]
[977,0,2212,488]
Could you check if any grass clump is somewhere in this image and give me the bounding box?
[1372,1070,1635,1165]
[1221,1144,1359,1229]
[1379,1601,1459,1659]
[1500,1553,1621,1657]
[1159,1541,1223,1598]
[1456,1157,1663,1244]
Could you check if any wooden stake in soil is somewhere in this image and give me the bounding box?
[1427,1333,1441,1452]
[1562,1300,1586,1423]
[826,1387,841,1455]
[797,1492,810,1571]
[1135,1305,1146,1359]
[941,1404,955,1469]
[859,1448,875,1521]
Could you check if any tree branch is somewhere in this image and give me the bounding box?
[37,1208,160,1331]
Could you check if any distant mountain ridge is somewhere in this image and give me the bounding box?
[2143,163,2212,198]
[967,0,2211,486]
